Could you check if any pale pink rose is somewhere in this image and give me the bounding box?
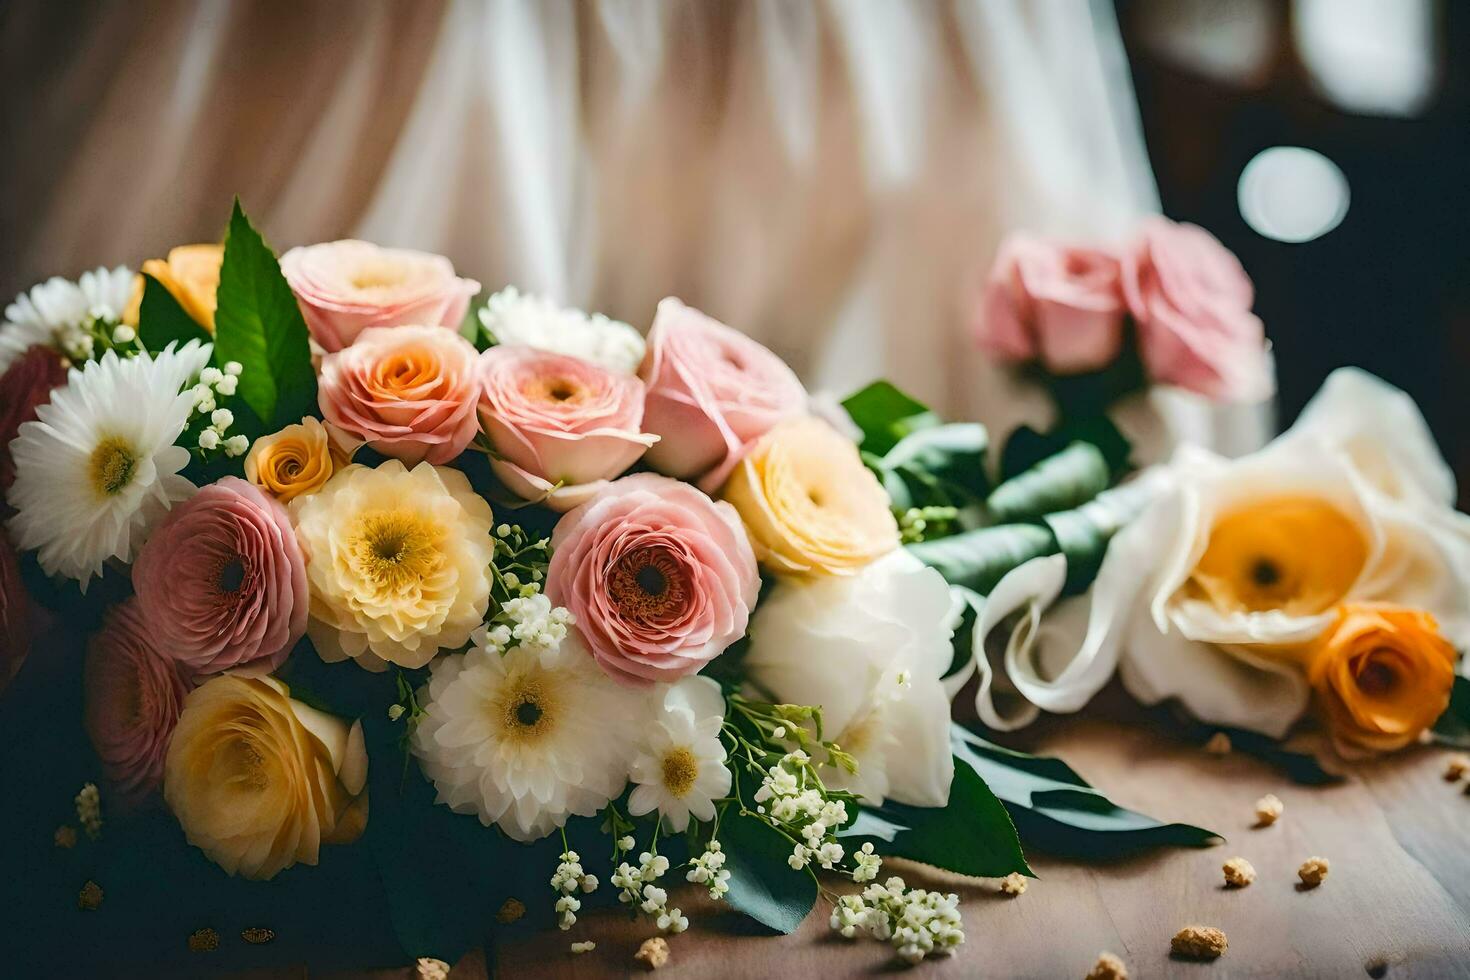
[318,325,482,464]
[548,473,758,685]
[84,600,191,808]
[1121,217,1272,401]
[638,298,807,482]
[132,477,306,675]
[280,240,480,352]
[975,235,1126,374]
[479,346,658,511]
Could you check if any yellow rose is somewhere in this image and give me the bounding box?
[122,244,225,331]
[720,416,899,576]
[244,417,351,503]
[1304,604,1456,756]
[293,459,496,670]
[163,674,368,880]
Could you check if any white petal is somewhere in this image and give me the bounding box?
[880,679,954,807]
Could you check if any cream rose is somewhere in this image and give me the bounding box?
[293,459,496,671]
[1064,368,1470,736]
[720,416,899,576]
[163,674,368,880]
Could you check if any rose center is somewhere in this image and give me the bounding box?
[636,564,667,597]
[1250,558,1281,588]
[218,557,247,593]
[661,747,699,798]
[89,436,137,498]
[608,550,686,620]
[1357,655,1399,697]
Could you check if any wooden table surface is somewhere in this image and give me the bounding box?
[246,703,1470,980]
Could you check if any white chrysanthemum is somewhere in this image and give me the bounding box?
[478,286,646,374]
[0,267,134,372]
[412,631,649,841]
[6,341,211,587]
[627,677,731,832]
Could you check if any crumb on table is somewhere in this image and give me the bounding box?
[1298,856,1330,888]
[1223,857,1256,888]
[1171,925,1227,959]
[1203,732,1232,755]
[1445,755,1469,782]
[415,958,450,980]
[1000,872,1028,896]
[1085,950,1128,979]
[635,936,670,970]
[1254,793,1284,827]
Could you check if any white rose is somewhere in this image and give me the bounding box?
[1065,367,1470,736]
[744,549,958,807]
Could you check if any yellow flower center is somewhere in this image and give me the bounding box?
[350,263,408,292]
[525,375,586,405]
[1188,496,1368,616]
[221,738,271,791]
[348,509,445,592]
[89,436,138,498]
[493,676,560,744]
[660,747,699,798]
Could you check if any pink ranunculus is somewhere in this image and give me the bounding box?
[0,532,28,695]
[280,239,480,352]
[975,235,1127,374]
[478,346,659,511]
[318,325,482,465]
[548,473,759,685]
[638,298,808,482]
[1120,217,1272,401]
[132,477,306,675]
[84,600,191,807]
[0,345,68,491]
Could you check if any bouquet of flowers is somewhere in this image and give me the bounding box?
[2,202,1462,973]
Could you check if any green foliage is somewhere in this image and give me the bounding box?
[1000,417,1132,481]
[213,200,316,434]
[1432,676,1470,749]
[951,726,1220,856]
[907,523,1056,596]
[718,811,819,934]
[987,441,1109,524]
[866,423,990,512]
[841,380,940,457]
[136,273,210,351]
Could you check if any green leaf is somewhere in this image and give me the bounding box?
[719,811,818,934]
[136,273,211,351]
[868,423,990,512]
[1000,417,1132,481]
[213,199,316,431]
[907,524,1056,595]
[987,441,1110,525]
[952,726,1220,856]
[847,758,1031,878]
[841,380,940,456]
[1432,676,1470,749]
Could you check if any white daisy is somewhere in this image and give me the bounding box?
[627,676,731,832]
[6,340,211,588]
[0,266,134,372]
[412,630,649,842]
[478,286,646,374]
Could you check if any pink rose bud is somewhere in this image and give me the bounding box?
[318,325,483,465]
[132,477,307,675]
[548,473,759,685]
[280,240,479,352]
[478,346,658,511]
[84,600,192,808]
[1121,217,1272,401]
[638,298,808,481]
[0,345,68,491]
[976,235,1127,375]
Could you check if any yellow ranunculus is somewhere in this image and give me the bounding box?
[244,417,350,503]
[1304,604,1456,756]
[122,244,225,331]
[163,674,368,880]
[1187,496,1368,617]
[720,416,899,576]
[293,459,496,670]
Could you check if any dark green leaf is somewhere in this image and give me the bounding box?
[907,524,1056,595]
[952,726,1220,856]
[869,423,990,511]
[1000,417,1133,481]
[136,273,211,351]
[213,199,317,431]
[1432,676,1470,749]
[848,759,1031,878]
[841,380,940,456]
[987,441,1110,525]
[719,811,818,934]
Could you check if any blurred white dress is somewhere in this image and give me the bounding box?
[6,0,1253,447]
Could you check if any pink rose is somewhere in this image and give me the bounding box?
[0,532,28,696]
[975,235,1126,374]
[1121,217,1272,401]
[0,345,68,491]
[548,473,758,685]
[280,240,480,352]
[84,600,191,807]
[479,346,658,511]
[318,325,482,464]
[638,298,807,482]
[132,477,306,675]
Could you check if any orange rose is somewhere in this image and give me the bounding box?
[123,244,224,331]
[1304,604,1456,756]
[244,417,350,503]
